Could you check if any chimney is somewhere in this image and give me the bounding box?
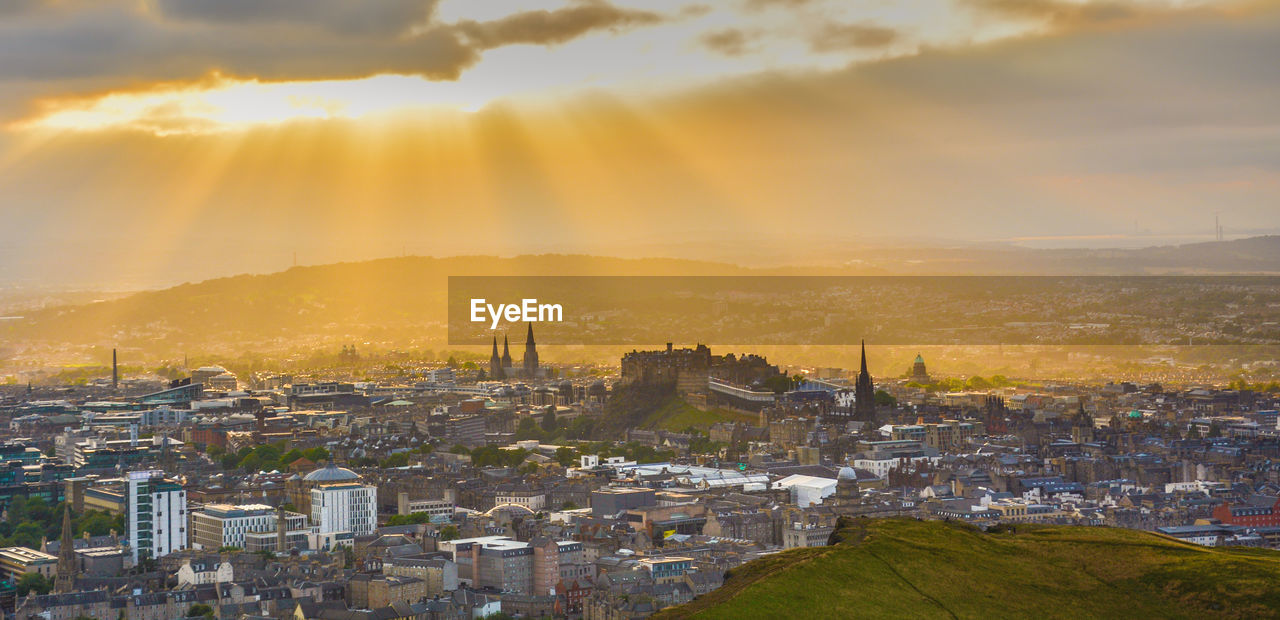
[112,348,118,390]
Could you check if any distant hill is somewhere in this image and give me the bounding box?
[655,518,1280,619]
[5,238,1280,357]
[3,255,770,355]
[833,235,1280,275]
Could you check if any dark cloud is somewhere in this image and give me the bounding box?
[154,0,439,36]
[454,1,664,49]
[701,28,753,56]
[0,6,477,83]
[742,0,813,11]
[963,0,1142,26]
[0,0,47,17]
[0,0,672,109]
[810,22,898,52]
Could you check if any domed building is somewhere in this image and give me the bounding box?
[833,467,861,505]
[911,354,931,383]
[287,459,362,514]
[303,460,359,483]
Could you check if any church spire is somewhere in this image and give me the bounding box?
[489,337,505,380]
[54,505,77,593]
[523,324,539,377]
[855,340,876,422]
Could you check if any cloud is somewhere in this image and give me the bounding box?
[0,0,673,104]
[810,22,899,52]
[963,0,1146,27]
[742,0,814,11]
[154,0,440,36]
[0,0,47,17]
[700,28,754,56]
[3,1,1280,284]
[454,0,666,49]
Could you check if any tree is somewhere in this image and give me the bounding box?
[388,512,432,526]
[16,572,51,596]
[76,510,120,537]
[554,446,577,466]
[187,603,215,619]
[515,417,541,441]
[380,453,410,468]
[439,524,459,541]
[874,389,896,407]
[302,447,330,462]
[540,407,558,433]
[762,374,793,394]
[9,522,44,549]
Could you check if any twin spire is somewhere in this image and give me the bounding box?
[488,326,538,379]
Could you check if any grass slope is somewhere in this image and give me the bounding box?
[655,518,1280,620]
[639,397,757,432]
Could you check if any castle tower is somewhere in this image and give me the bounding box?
[523,324,539,377]
[854,341,876,421]
[54,505,77,593]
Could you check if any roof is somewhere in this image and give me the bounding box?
[304,461,360,482]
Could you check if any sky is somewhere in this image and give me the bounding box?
[1,0,1278,288]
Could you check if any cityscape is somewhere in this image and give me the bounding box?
[4,0,1280,618]
[0,325,1278,617]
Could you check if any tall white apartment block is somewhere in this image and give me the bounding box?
[126,470,188,563]
[311,483,377,537]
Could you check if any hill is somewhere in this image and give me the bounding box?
[5,237,1280,359]
[654,518,1280,619]
[2,255,768,357]
[594,383,756,437]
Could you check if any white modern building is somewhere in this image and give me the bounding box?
[772,474,837,508]
[190,504,303,550]
[853,455,941,478]
[126,470,188,563]
[312,482,377,537]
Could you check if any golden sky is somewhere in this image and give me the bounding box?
[1,0,1279,287]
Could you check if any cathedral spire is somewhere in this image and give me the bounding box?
[523,324,539,376]
[489,337,505,380]
[54,505,77,593]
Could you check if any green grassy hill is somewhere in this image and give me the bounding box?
[638,397,757,432]
[597,382,757,437]
[655,517,1280,619]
